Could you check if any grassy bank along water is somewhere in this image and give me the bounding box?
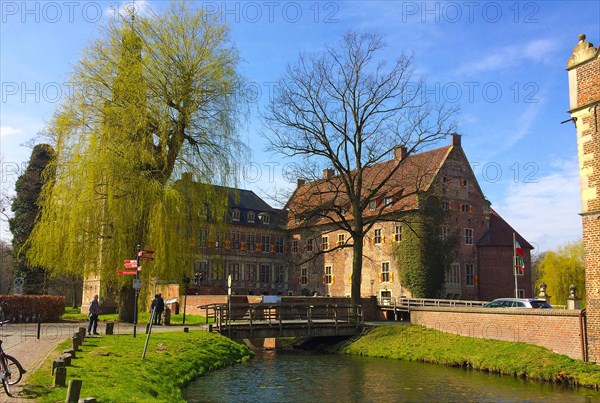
[338,324,600,389]
[24,330,252,402]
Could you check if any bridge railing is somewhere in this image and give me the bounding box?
[378,297,488,309]
[198,302,364,333]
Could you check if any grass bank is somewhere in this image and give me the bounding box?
[24,330,252,402]
[338,324,600,389]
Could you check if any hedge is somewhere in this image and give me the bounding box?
[0,295,65,322]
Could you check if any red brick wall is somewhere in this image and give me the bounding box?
[577,58,600,106]
[410,307,585,360]
[478,246,532,300]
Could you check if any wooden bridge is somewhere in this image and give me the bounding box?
[199,302,364,339]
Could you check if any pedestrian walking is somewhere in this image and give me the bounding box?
[88,294,100,335]
[155,293,165,325]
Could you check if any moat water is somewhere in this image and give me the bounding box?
[184,349,600,402]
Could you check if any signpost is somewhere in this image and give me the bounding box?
[227,274,232,338]
[118,245,153,338]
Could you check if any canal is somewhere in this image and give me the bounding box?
[184,349,600,402]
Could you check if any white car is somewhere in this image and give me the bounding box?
[483,298,553,309]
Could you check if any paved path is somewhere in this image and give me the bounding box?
[0,321,201,402]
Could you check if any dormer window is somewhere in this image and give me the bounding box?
[368,200,377,210]
[232,209,240,221]
[259,213,270,224]
[247,211,255,223]
[384,197,393,207]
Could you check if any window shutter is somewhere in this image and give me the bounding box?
[322,276,326,284]
[391,272,394,282]
[331,274,335,284]
[378,273,382,282]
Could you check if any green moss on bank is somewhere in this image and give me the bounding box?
[24,331,252,402]
[338,324,600,389]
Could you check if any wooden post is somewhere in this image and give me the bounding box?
[105,322,114,335]
[65,379,82,402]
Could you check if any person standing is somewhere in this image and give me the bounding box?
[155,293,165,325]
[88,294,100,335]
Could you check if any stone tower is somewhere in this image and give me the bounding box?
[566,34,600,362]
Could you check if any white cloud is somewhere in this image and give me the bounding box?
[493,157,582,254]
[0,126,22,138]
[456,38,559,75]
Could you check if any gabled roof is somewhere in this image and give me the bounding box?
[286,144,453,227]
[477,209,533,250]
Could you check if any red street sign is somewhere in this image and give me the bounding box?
[138,250,155,256]
[118,270,137,275]
[124,260,138,268]
[139,256,154,262]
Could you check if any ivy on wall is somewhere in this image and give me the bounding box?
[395,193,458,298]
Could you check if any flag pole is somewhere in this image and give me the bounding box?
[513,232,518,298]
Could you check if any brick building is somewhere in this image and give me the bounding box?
[286,134,532,301]
[566,34,600,362]
[189,182,290,296]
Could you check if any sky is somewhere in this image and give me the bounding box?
[1,0,599,256]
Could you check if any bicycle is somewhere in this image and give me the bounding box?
[0,321,26,397]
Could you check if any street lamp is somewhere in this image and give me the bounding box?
[182,275,191,325]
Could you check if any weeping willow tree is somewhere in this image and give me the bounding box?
[27,1,244,321]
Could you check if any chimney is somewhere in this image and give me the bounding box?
[297,179,306,187]
[181,172,193,183]
[451,133,461,147]
[394,146,407,161]
[323,169,335,180]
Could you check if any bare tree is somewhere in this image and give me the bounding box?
[263,32,458,306]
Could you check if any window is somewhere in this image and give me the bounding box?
[260,264,271,283]
[384,197,393,206]
[275,265,286,284]
[464,228,473,245]
[259,213,270,224]
[514,257,525,276]
[517,289,525,298]
[442,176,450,185]
[276,237,284,253]
[210,262,224,280]
[338,233,345,246]
[374,229,382,244]
[446,262,460,284]
[300,267,309,285]
[440,225,447,241]
[381,262,391,282]
[465,263,474,286]
[368,200,377,210]
[394,225,402,242]
[294,215,300,224]
[246,264,256,282]
[198,229,208,248]
[261,235,270,252]
[247,211,255,222]
[324,265,333,284]
[322,236,329,251]
[231,232,240,249]
[460,179,468,187]
[232,209,240,221]
[461,203,472,213]
[306,238,314,252]
[229,263,240,281]
[291,239,299,253]
[247,234,255,252]
[443,200,450,210]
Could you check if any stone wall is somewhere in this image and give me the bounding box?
[410,307,585,360]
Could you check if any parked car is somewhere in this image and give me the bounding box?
[483,298,553,309]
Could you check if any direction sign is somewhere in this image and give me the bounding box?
[139,256,154,262]
[124,260,138,268]
[118,270,138,275]
[138,249,155,256]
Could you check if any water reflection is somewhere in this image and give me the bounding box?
[184,350,600,402]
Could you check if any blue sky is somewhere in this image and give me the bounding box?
[1,0,599,255]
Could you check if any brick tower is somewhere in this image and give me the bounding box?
[566,34,600,362]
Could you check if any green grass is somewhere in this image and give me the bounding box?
[61,309,209,325]
[23,330,252,402]
[338,324,600,389]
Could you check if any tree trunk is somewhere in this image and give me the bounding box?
[118,285,136,323]
[351,233,364,319]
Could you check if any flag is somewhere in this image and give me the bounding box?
[515,240,525,272]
